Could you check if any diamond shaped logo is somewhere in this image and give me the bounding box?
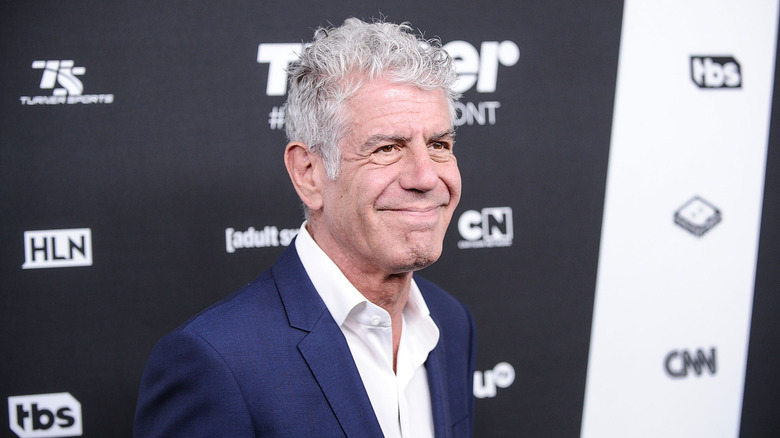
[674,196,722,237]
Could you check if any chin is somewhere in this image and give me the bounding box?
[396,245,443,272]
[392,257,437,273]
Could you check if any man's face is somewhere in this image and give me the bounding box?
[311,78,461,278]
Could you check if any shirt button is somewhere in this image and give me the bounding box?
[370,315,381,326]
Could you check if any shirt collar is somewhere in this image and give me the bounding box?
[295,222,368,326]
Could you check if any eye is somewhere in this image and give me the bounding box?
[376,144,400,154]
[429,141,454,153]
[371,144,404,164]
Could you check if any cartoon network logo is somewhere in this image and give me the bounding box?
[7,392,82,438]
[257,39,519,129]
[22,229,92,270]
[20,60,114,106]
[665,347,717,378]
[225,226,298,253]
[690,56,741,89]
[457,207,513,249]
[474,362,515,399]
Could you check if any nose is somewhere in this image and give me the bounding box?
[399,145,439,192]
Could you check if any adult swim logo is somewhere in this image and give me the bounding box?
[257,39,520,130]
[20,60,114,106]
[690,56,741,89]
[225,226,299,253]
[22,228,93,270]
[457,207,513,249]
[8,392,82,438]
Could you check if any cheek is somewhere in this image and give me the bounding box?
[362,172,399,203]
[443,165,462,200]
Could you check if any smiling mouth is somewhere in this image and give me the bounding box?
[378,204,446,214]
[377,205,449,228]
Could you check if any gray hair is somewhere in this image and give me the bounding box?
[284,18,461,179]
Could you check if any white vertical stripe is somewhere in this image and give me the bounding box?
[581,1,779,437]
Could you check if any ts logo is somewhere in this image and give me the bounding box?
[32,60,85,96]
[690,56,741,89]
[457,206,513,249]
[7,392,82,438]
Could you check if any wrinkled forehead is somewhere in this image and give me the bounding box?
[341,81,451,139]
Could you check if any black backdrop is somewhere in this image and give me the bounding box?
[1,1,778,437]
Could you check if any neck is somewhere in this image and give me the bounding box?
[356,273,411,316]
[306,220,414,318]
[352,273,410,374]
[305,221,412,371]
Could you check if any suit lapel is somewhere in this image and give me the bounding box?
[272,244,384,438]
[298,318,384,437]
[426,316,453,438]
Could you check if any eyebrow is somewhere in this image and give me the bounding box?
[360,130,456,152]
[360,134,409,152]
[430,129,457,142]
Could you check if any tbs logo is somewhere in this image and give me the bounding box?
[7,392,82,438]
[690,56,741,89]
[457,207,513,249]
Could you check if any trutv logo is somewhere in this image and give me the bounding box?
[690,56,741,89]
[474,362,515,399]
[7,393,82,438]
[22,229,93,270]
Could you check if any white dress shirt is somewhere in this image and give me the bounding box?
[295,223,440,438]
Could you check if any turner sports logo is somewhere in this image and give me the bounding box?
[20,60,114,106]
[22,229,93,270]
[8,392,82,438]
[457,207,513,249]
[257,39,520,130]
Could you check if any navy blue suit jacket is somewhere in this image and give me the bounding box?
[134,243,476,437]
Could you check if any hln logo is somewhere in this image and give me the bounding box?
[22,229,92,270]
[664,347,717,378]
[690,56,741,89]
[7,392,82,438]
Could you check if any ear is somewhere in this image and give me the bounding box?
[284,142,325,211]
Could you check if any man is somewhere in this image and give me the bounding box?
[134,18,475,437]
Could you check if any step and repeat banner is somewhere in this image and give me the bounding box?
[1,1,779,437]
